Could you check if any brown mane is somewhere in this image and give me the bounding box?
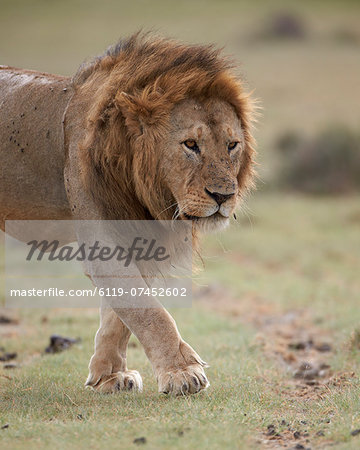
[74,32,256,223]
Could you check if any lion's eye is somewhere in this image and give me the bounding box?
[183,140,200,153]
[228,141,238,151]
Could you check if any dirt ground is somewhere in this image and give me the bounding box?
[196,284,358,449]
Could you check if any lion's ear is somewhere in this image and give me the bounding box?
[115,91,146,137]
[115,90,168,138]
[116,91,138,110]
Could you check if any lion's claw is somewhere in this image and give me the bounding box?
[85,370,143,393]
[158,364,209,396]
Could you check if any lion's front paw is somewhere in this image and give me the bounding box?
[157,364,209,396]
[85,370,143,393]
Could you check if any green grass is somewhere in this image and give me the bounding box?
[0,307,264,449]
[1,0,360,447]
[1,194,360,449]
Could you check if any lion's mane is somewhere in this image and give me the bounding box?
[73,32,256,222]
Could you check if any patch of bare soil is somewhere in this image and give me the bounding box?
[195,284,356,449]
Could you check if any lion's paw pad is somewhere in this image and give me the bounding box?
[158,364,209,396]
[85,370,143,393]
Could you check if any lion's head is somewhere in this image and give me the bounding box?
[75,32,256,234]
[158,97,247,232]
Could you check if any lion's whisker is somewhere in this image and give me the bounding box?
[173,200,193,221]
[238,202,255,229]
[155,201,178,220]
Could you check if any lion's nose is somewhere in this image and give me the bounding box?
[205,188,235,206]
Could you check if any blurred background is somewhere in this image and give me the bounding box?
[1,1,360,447]
[1,0,360,191]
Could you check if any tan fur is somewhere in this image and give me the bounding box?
[0,33,256,395]
[75,32,255,225]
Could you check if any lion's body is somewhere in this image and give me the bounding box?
[0,67,72,226]
[0,34,256,395]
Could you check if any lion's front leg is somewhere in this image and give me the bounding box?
[115,307,209,396]
[85,306,143,393]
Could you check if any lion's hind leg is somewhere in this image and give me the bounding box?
[85,307,143,393]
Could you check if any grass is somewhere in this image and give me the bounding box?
[1,0,360,447]
[0,304,264,449]
[1,194,360,449]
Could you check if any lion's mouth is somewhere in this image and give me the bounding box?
[183,213,202,221]
[182,211,227,221]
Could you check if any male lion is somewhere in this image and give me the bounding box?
[0,33,255,395]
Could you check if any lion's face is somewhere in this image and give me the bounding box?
[161,98,244,232]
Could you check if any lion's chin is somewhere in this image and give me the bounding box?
[182,212,230,233]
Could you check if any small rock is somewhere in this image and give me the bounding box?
[299,362,313,371]
[289,342,307,350]
[294,361,331,380]
[289,340,313,351]
[4,363,18,369]
[266,424,279,436]
[305,380,319,386]
[0,352,17,362]
[294,365,318,380]
[294,431,301,439]
[315,343,332,352]
[45,335,81,354]
[0,315,17,325]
